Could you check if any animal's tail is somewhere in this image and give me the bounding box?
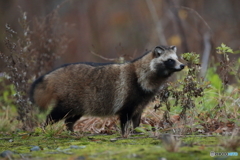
[29,75,54,111]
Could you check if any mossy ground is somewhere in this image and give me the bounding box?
[1,130,239,160]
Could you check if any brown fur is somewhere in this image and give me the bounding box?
[30,45,184,136]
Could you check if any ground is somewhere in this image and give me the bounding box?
[0,129,239,160]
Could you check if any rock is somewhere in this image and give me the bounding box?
[0,150,13,158]
[70,145,86,149]
[30,146,41,151]
[110,138,118,142]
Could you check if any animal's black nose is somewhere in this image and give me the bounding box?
[180,64,185,69]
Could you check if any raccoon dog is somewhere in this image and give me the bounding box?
[30,45,185,136]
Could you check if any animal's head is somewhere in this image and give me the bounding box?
[150,45,185,77]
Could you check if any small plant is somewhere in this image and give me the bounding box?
[216,43,233,88]
[134,124,157,136]
[0,77,16,110]
[0,9,70,131]
[0,106,19,132]
[205,44,239,120]
[43,122,66,138]
[215,43,240,86]
[154,52,210,127]
[161,134,181,152]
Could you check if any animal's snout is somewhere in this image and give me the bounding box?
[180,64,185,70]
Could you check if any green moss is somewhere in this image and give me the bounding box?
[1,132,239,160]
[182,136,219,146]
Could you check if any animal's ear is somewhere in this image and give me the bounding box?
[154,46,165,57]
[170,46,177,52]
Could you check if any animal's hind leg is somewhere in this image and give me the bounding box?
[132,111,142,129]
[65,115,82,132]
[44,104,69,128]
[131,111,143,134]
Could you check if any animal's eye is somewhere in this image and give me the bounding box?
[167,59,174,63]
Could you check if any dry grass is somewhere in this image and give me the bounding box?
[0,9,70,131]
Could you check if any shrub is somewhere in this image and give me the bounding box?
[154,52,210,123]
[0,9,69,131]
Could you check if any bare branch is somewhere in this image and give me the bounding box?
[166,0,189,52]
[175,6,212,32]
[90,50,116,62]
[146,0,167,45]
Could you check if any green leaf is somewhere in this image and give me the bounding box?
[182,52,200,64]
[221,43,226,48]
[134,127,147,133]
[142,124,152,130]
[216,43,233,53]
[226,48,233,53]
[233,50,240,54]
[206,68,222,91]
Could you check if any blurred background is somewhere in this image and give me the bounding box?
[0,0,239,134]
[0,0,239,74]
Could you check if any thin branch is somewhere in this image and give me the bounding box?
[173,6,212,77]
[146,0,167,45]
[175,6,212,32]
[47,0,75,17]
[90,50,116,62]
[166,0,189,52]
